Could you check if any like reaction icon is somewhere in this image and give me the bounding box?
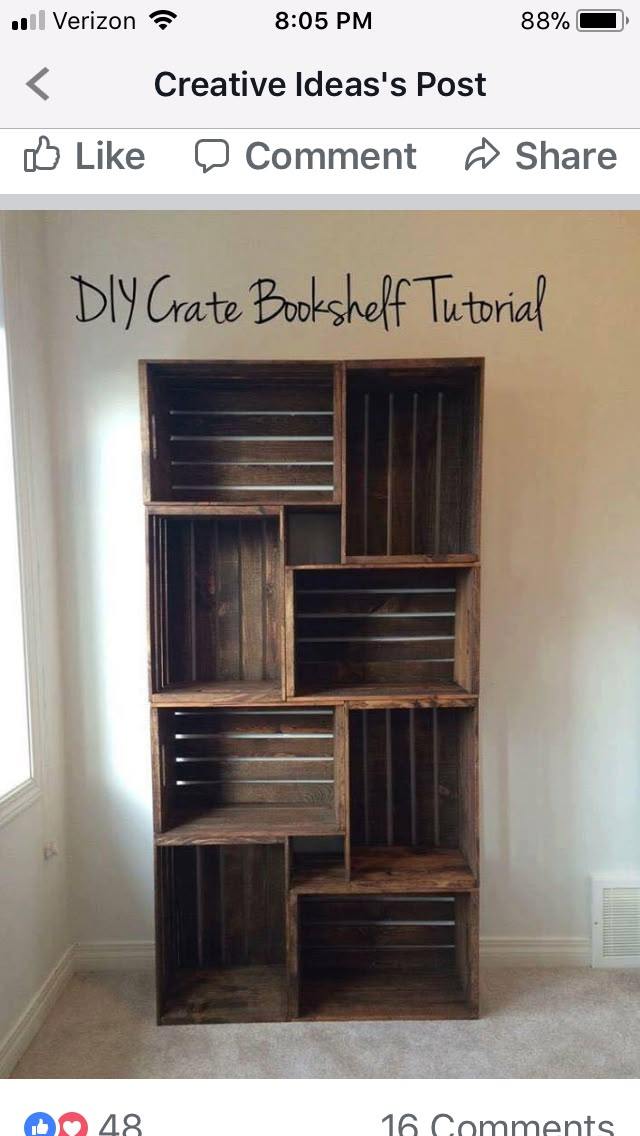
[24,1114,57,1136]
[23,135,61,172]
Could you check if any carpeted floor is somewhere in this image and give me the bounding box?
[11,968,640,1079]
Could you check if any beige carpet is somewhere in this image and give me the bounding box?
[11,968,640,1079]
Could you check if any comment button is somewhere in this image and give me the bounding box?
[195,138,230,173]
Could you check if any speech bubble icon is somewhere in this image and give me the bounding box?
[195,138,230,173]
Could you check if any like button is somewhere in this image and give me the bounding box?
[23,136,61,172]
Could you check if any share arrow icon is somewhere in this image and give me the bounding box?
[464,137,500,170]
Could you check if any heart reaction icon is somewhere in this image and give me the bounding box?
[58,1115,88,1136]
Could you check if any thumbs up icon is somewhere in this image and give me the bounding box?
[23,136,61,172]
[24,1111,56,1136]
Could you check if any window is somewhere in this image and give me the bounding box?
[0,262,33,807]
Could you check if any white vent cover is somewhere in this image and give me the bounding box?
[592,875,640,968]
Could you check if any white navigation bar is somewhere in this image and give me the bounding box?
[1,129,637,194]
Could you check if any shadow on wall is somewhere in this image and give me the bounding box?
[62,387,153,939]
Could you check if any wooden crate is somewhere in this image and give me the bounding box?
[156,844,287,1023]
[141,361,341,505]
[148,511,283,704]
[344,360,482,561]
[152,706,343,842]
[295,891,478,1020]
[288,565,479,700]
[348,706,478,886]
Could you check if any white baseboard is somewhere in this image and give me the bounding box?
[74,940,155,971]
[0,935,591,1077]
[0,946,74,1079]
[481,936,591,966]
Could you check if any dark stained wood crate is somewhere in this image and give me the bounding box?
[141,361,340,505]
[344,361,482,561]
[149,513,283,704]
[152,707,343,842]
[288,565,479,699]
[348,706,478,886]
[156,843,287,1024]
[296,891,478,1020]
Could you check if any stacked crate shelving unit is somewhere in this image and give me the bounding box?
[141,357,483,1023]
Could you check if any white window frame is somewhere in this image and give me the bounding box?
[0,223,43,827]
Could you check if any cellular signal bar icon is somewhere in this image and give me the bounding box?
[12,9,46,28]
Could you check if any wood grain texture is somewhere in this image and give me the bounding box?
[155,804,343,845]
[334,704,348,831]
[333,362,345,506]
[458,706,480,880]
[343,361,483,561]
[284,570,296,699]
[287,684,477,706]
[286,892,300,1019]
[139,362,153,504]
[292,848,476,893]
[151,681,283,706]
[161,966,288,1024]
[147,504,282,517]
[298,972,474,1021]
[151,707,171,834]
[454,566,480,693]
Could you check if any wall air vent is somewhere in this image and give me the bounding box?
[592,875,640,968]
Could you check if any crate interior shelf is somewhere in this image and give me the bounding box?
[142,358,482,1023]
[292,848,476,894]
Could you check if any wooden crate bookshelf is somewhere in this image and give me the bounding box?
[142,358,483,1023]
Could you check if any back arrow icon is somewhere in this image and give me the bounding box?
[26,67,50,100]
[465,137,500,171]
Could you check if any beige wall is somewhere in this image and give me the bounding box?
[24,210,640,944]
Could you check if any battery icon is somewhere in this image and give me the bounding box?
[576,9,628,29]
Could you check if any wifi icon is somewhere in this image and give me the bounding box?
[149,8,177,29]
